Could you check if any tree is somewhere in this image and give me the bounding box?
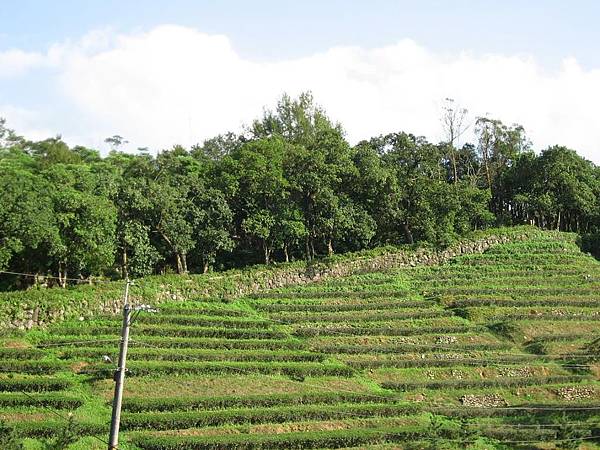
[0,156,58,274]
[252,93,357,259]
[3,91,600,287]
[273,206,307,262]
[192,132,245,161]
[148,179,195,274]
[536,146,598,232]
[27,137,82,167]
[104,135,128,151]
[191,188,234,272]
[378,132,445,244]
[224,137,289,264]
[441,98,469,184]
[0,118,25,149]
[500,146,599,232]
[475,117,529,216]
[51,187,117,285]
[119,221,161,278]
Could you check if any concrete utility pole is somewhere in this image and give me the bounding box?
[107,281,157,450]
[108,279,132,450]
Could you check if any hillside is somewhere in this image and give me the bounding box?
[1,230,600,449]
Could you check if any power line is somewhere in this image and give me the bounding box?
[0,270,115,284]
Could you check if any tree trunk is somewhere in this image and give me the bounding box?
[122,247,129,280]
[176,253,183,274]
[402,223,414,245]
[58,261,67,288]
[203,260,209,274]
[263,241,270,265]
[451,152,458,184]
[181,253,188,274]
[556,210,561,231]
[283,244,289,263]
[305,235,311,261]
[483,150,491,188]
[327,238,333,256]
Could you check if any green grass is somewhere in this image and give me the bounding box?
[3,228,600,448]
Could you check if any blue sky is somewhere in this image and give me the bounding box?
[3,0,599,68]
[1,1,600,161]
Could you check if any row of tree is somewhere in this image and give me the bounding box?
[1,93,599,287]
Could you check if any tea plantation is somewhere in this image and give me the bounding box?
[2,231,600,449]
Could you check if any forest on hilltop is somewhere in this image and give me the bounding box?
[1,93,599,288]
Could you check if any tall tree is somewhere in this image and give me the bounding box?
[252,92,356,258]
[441,98,469,184]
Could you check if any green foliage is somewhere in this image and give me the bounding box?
[40,415,79,450]
[0,378,72,392]
[0,420,24,450]
[121,391,397,413]
[0,156,57,272]
[0,394,82,409]
[121,403,415,431]
[130,427,423,450]
[580,232,600,259]
[84,360,355,378]
[2,232,600,448]
[3,93,600,287]
[554,413,586,450]
[381,375,584,391]
[0,359,65,374]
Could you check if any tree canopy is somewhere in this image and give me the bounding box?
[1,93,599,289]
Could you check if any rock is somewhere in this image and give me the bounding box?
[556,386,595,401]
[460,394,507,407]
[436,336,458,345]
[498,367,534,378]
[413,393,426,402]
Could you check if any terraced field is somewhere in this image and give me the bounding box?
[2,231,600,448]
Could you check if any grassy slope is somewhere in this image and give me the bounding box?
[1,229,600,449]
[0,226,537,329]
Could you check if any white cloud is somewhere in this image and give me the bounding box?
[0,104,56,141]
[0,49,46,78]
[4,25,600,162]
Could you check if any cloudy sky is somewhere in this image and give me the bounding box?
[1,0,600,162]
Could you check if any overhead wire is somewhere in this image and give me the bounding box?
[0,270,116,285]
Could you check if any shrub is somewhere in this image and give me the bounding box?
[122,404,418,431]
[0,393,82,409]
[382,375,586,391]
[0,378,72,393]
[122,392,398,413]
[130,427,424,450]
[84,361,355,378]
[580,233,600,259]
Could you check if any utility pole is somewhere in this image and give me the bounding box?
[108,279,132,450]
[107,281,157,450]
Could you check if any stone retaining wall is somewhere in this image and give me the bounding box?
[7,230,540,330]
